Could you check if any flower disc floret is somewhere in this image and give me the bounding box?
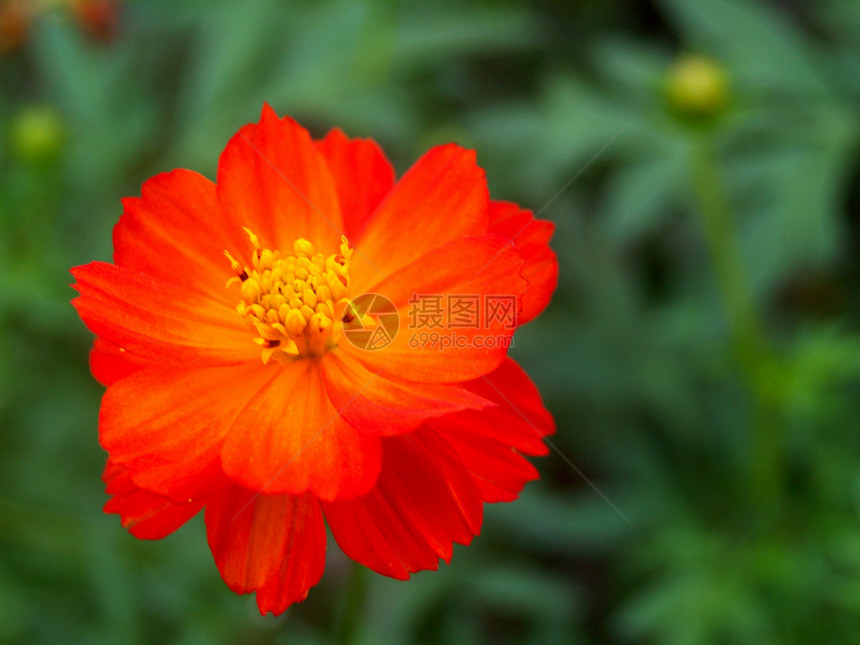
[226,228,353,361]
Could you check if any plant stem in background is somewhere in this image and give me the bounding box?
[689,133,783,522]
[334,561,368,645]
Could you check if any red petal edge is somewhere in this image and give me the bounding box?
[103,460,203,540]
[205,485,326,615]
[323,429,482,580]
[431,358,555,502]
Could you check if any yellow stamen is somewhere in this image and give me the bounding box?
[226,230,353,361]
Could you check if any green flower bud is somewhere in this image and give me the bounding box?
[663,54,730,123]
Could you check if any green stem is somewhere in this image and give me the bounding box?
[689,133,782,520]
[334,561,368,645]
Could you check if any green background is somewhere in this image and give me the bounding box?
[2,0,860,643]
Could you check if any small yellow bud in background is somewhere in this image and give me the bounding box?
[663,54,730,123]
[9,105,66,165]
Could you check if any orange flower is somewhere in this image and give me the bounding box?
[0,0,32,53]
[68,0,121,43]
[71,105,557,614]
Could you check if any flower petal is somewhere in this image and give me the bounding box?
[113,169,244,300]
[221,360,382,500]
[350,144,489,292]
[100,363,279,502]
[102,460,203,539]
[217,104,343,258]
[315,128,395,241]
[71,262,257,366]
[488,201,557,325]
[430,423,538,503]
[323,429,482,580]
[206,486,326,615]
[342,234,526,382]
[430,358,555,502]
[89,338,149,386]
[319,348,493,435]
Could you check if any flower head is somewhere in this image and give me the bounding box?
[71,105,558,614]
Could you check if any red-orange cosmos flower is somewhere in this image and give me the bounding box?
[71,106,557,614]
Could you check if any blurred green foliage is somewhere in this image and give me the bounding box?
[2,0,860,643]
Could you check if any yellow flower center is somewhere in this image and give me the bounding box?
[226,229,352,362]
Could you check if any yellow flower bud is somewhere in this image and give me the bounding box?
[663,54,730,122]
